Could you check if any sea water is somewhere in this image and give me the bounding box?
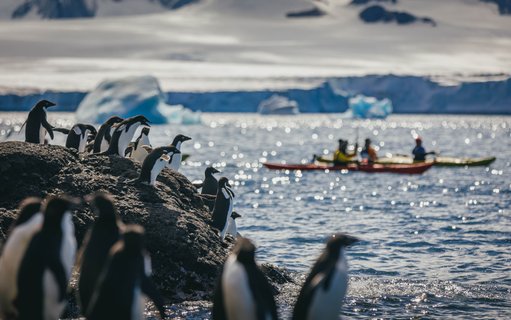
[1,113,510,319]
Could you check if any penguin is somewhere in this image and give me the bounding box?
[211,177,235,240]
[77,193,122,313]
[16,195,78,320]
[201,166,221,196]
[212,237,278,320]
[125,127,151,162]
[166,134,191,171]
[93,116,124,153]
[136,146,180,186]
[0,197,43,319]
[86,225,166,320]
[65,124,97,152]
[292,233,359,320]
[225,211,241,239]
[104,115,150,157]
[23,100,56,144]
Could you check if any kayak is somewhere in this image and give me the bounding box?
[263,162,433,174]
[317,155,496,167]
[375,156,496,167]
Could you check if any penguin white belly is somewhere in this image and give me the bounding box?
[222,256,257,320]
[167,153,182,171]
[307,257,349,320]
[226,217,237,238]
[43,270,66,320]
[131,286,144,320]
[61,212,77,277]
[78,130,89,153]
[0,213,43,316]
[39,125,46,144]
[150,159,168,185]
[119,124,141,156]
[219,197,233,240]
[100,138,109,152]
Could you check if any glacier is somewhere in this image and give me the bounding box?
[75,76,201,125]
[347,95,393,119]
[257,95,299,115]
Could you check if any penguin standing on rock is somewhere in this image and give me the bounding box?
[212,237,278,320]
[136,146,180,186]
[226,211,241,239]
[16,195,78,320]
[125,127,151,162]
[104,115,150,157]
[93,116,123,153]
[87,225,166,320]
[65,124,97,152]
[211,177,235,240]
[201,167,221,196]
[166,134,191,171]
[23,100,56,144]
[0,197,43,319]
[78,193,122,313]
[292,233,359,320]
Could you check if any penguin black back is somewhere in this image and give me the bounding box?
[66,124,97,151]
[292,233,359,320]
[104,115,150,156]
[137,146,179,185]
[78,192,121,313]
[10,197,42,230]
[87,225,166,320]
[93,116,123,153]
[24,100,56,143]
[16,195,78,320]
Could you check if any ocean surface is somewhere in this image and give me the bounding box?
[1,113,510,319]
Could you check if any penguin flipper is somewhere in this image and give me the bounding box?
[124,146,133,157]
[53,127,70,135]
[141,275,166,319]
[48,257,69,301]
[42,118,55,140]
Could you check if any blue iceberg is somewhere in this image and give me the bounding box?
[347,94,392,119]
[75,75,201,124]
[257,94,299,115]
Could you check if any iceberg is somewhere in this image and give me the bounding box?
[347,94,392,119]
[75,75,201,124]
[257,94,299,115]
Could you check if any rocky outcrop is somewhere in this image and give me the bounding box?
[0,141,228,303]
[359,5,436,26]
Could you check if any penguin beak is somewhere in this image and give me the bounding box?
[344,235,360,246]
[212,168,220,174]
[182,135,192,141]
[46,101,57,108]
[231,211,241,219]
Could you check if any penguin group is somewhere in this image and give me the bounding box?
[0,193,166,320]
[3,99,362,319]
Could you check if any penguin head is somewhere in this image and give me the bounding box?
[171,134,191,146]
[122,224,145,254]
[105,116,124,126]
[141,127,150,136]
[85,124,97,136]
[234,237,256,265]
[42,195,80,229]
[131,115,151,127]
[164,146,181,157]
[205,166,220,176]
[326,233,359,255]
[13,197,43,227]
[218,177,231,189]
[231,211,241,220]
[36,100,56,109]
[86,192,118,224]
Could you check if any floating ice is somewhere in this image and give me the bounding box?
[347,94,393,119]
[75,75,201,124]
[258,94,299,115]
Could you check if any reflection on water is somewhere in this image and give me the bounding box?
[2,113,510,319]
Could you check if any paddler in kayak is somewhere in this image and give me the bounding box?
[412,137,436,161]
[333,139,358,166]
[360,138,378,163]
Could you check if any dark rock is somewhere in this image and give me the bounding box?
[0,141,229,306]
[359,5,435,26]
[481,0,511,15]
[286,7,325,18]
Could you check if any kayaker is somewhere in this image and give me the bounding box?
[412,137,435,161]
[360,138,378,163]
[333,139,358,165]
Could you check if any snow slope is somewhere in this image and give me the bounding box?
[0,0,509,92]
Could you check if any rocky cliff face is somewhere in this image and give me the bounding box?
[0,141,228,303]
